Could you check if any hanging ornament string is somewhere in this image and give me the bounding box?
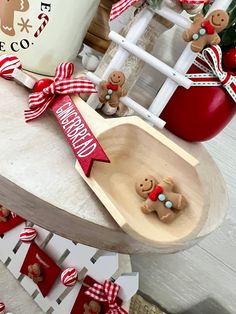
[187,45,236,102]
[85,280,128,314]
[25,63,97,122]
[0,55,22,80]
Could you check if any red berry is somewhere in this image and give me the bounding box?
[223,48,236,70]
[33,78,54,92]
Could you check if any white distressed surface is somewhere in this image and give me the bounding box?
[130,25,236,314]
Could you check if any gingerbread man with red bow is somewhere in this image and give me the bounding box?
[135,175,187,223]
[0,206,10,222]
[0,0,29,36]
[28,263,44,284]
[99,71,128,108]
[183,10,229,53]
[84,300,101,314]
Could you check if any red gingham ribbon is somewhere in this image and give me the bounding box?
[110,0,140,21]
[85,280,128,314]
[25,63,97,122]
[187,45,236,102]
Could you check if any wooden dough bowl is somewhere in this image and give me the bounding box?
[74,97,208,249]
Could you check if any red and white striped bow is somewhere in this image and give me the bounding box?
[25,63,97,122]
[188,45,236,102]
[0,54,22,80]
[85,280,128,314]
[110,0,140,21]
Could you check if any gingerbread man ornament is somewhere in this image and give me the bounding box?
[28,263,44,284]
[0,206,10,222]
[135,175,187,224]
[84,300,101,314]
[0,0,30,36]
[183,10,229,53]
[99,71,128,108]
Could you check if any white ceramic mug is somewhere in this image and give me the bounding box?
[0,0,100,75]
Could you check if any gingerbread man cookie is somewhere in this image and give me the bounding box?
[28,263,44,284]
[135,175,187,224]
[99,71,128,108]
[0,206,10,223]
[183,10,229,53]
[0,0,30,36]
[84,300,101,314]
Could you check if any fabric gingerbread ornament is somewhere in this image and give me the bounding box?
[0,206,25,235]
[98,71,128,109]
[135,175,187,223]
[183,10,229,53]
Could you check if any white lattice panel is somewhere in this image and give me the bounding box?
[0,223,138,313]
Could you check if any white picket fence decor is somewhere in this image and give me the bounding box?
[0,222,139,313]
[87,0,233,127]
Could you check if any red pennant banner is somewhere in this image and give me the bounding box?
[51,95,110,177]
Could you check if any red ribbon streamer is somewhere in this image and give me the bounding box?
[25,63,97,122]
[187,45,236,102]
[85,280,128,314]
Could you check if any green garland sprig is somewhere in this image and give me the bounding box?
[146,0,164,10]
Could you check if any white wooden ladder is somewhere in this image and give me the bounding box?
[87,0,233,128]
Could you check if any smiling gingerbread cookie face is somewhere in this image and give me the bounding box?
[135,175,158,199]
[109,71,125,86]
[208,10,229,32]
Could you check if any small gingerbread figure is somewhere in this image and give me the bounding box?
[0,206,10,223]
[183,10,229,53]
[28,263,44,284]
[99,71,128,108]
[84,300,101,314]
[135,175,187,224]
[0,0,30,36]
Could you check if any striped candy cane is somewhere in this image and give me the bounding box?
[34,13,49,38]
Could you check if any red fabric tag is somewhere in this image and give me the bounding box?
[51,95,110,177]
[0,213,25,235]
[71,276,123,314]
[20,242,61,297]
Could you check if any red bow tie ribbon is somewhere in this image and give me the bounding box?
[85,280,128,314]
[187,45,236,102]
[25,63,97,122]
[148,185,164,202]
[201,20,215,35]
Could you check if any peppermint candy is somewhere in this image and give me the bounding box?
[0,55,22,80]
[61,267,78,287]
[0,302,6,314]
[20,227,38,243]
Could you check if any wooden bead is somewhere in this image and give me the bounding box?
[33,78,54,92]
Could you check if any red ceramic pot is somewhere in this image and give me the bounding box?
[160,65,236,142]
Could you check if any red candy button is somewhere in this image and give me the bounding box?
[33,78,54,92]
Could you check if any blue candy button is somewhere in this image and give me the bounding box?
[105,95,111,100]
[192,33,199,40]
[108,89,113,95]
[199,28,206,36]
[165,201,173,209]
[158,194,166,202]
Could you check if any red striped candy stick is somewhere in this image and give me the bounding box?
[0,55,22,80]
[34,13,49,38]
